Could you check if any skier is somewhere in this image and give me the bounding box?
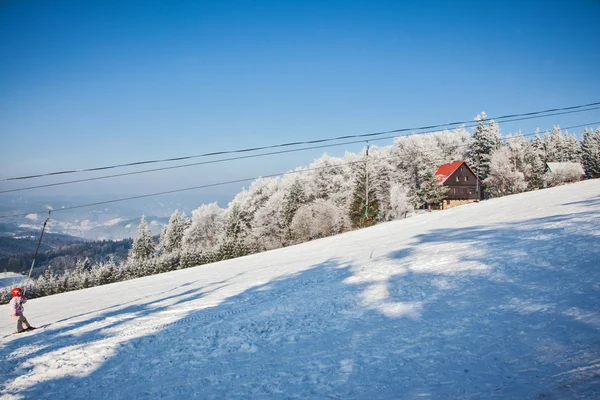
[9,287,33,333]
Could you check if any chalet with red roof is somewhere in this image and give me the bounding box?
[435,161,483,209]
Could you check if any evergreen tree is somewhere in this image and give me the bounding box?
[129,215,155,261]
[416,170,448,210]
[349,158,380,227]
[581,128,600,179]
[523,141,546,189]
[159,210,189,254]
[283,178,307,228]
[468,112,502,180]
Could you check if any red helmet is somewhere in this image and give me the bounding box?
[12,287,22,297]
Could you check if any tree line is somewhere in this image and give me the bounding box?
[2,115,598,304]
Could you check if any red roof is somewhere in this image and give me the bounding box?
[435,161,465,183]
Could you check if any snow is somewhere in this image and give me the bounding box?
[2,180,600,399]
[101,218,122,227]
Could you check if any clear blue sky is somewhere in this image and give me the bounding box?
[1,0,599,204]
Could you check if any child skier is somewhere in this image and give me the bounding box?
[9,287,33,333]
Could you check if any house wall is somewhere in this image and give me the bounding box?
[441,199,478,210]
[443,164,482,200]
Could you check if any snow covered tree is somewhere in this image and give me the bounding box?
[182,203,226,253]
[468,113,502,180]
[389,183,414,219]
[283,176,307,229]
[522,136,546,189]
[542,126,581,163]
[129,215,155,261]
[362,145,396,221]
[290,199,349,243]
[224,177,280,243]
[349,155,380,227]
[304,154,354,209]
[251,191,288,250]
[581,128,600,178]
[416,170,448,210]
[433,127,472,163]
[393,134,441,199]
[484,147,527,197]
[158,210,189,254]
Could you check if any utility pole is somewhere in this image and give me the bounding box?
[476,164,480,201]
[365,142,369,221]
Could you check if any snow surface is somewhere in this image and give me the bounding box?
[1,180,600,399]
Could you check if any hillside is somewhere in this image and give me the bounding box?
[1,180,599,399]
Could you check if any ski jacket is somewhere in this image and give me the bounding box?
[9,295,27,316]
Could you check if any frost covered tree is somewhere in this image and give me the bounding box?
[182,203,226,253]
[129,215,155,261]
[362,145,396,221]
[251,191,288,250]
[416,170,448,210]
[290,199,349,243]
[389,183,414,219]
[282,176,307,229]
[469,113,502,180]
[158,210,190,254]
[522,135,546,189]
[542,126,580,163]
[349,150,380,227]
[433,127,472,163]
[581,128,600,179]
[484,147,527,197]
[304,154,354,209]
[393,134,441,197]
[224,177,279,243]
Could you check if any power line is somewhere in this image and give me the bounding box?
[2,109,599,195]
[1,120,597,220]
[2,101,599,182]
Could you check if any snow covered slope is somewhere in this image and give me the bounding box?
[1,180,600,399]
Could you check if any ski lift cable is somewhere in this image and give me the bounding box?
[1,101,599,182]
[0,120,598,220]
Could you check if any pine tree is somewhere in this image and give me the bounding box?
[581,128,600,178]
[159,210,189,254]
[523,140,546,189]
[468,113,502,180]
[416,170,448,210]
[283,178,307,228]
[349,159,380,227]
[129,215,155,261]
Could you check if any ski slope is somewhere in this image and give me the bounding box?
[1,180,600,400]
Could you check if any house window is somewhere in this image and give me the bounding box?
[464,176,468,182]
[456,176,460,182]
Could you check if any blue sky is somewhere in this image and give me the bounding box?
[1,0,599,206]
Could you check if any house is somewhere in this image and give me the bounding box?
[545,162,585,185]
[434,161,483,209]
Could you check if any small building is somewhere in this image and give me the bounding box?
[435,161,483,209]
[545,162,585,185]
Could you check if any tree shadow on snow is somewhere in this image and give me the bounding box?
[1,210,600,399]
